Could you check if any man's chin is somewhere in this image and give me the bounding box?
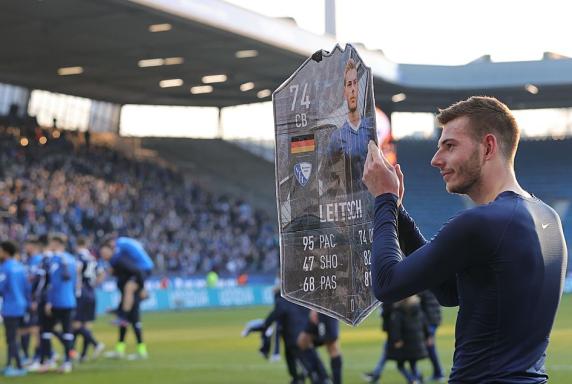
[445,182,460,194]
[446,183,471,195]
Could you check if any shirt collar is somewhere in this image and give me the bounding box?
[347,118,362,132]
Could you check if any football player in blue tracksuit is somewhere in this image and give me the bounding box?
[42,233,77,373]
[0,240,30,377]
[20,235,44,365]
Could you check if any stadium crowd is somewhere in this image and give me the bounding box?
[0,125,279,277]
[0,120,280,375]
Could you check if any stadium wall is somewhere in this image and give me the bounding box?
[95,278,276,314]
[0,276,570,314]
[93,275,572,314]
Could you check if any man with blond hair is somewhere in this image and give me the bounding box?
[327,57,375,195]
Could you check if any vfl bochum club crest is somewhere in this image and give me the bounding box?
[294,162,312,186]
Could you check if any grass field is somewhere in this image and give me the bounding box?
[1,295,571,383]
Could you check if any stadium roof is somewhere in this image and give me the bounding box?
[1,0,572,111]
[394,57,572,112]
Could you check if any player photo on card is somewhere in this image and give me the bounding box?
[273,44,379,326]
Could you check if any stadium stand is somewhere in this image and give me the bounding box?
[0,126,279,276]
[139,137,277,216]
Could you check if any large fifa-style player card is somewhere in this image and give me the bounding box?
[273,44,379,326]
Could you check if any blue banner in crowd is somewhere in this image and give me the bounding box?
[95,279,276,314]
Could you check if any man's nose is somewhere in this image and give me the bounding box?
[430,151,443,168]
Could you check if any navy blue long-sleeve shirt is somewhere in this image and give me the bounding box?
[372,191,568,383]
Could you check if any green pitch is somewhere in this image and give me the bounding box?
[1,295,570,383]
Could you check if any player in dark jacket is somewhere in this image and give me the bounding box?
[263,293,330,384]
[73,236,105,361]
[298,311,342,384]
[386,295,430,384]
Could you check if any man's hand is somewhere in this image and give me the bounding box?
[45,302,52,317]
[394,340,404,349]
[363,140,400,198]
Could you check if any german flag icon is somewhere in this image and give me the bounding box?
[290,134,315,154]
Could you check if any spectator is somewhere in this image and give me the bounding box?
[386,295,430,384]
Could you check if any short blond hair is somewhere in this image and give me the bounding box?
[344,58,356,80]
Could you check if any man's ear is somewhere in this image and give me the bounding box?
[483,133,497,160]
